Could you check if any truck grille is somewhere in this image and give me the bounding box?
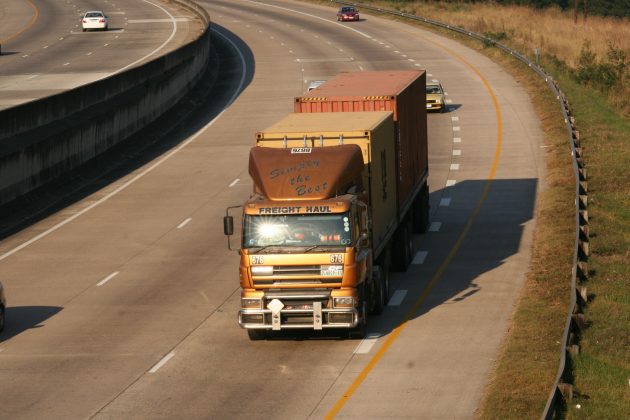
[254,278,342,286]
[252,265,343,286]
[272,265,320,275]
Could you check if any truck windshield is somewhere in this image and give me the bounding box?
[243,213,352,248]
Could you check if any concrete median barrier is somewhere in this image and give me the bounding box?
[0,0,211,207]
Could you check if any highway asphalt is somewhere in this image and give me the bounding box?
[0,0,203,109]
[0,0,545,418]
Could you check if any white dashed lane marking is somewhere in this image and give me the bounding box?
[354,333,381,354]
[412,251,428,265]
[97,271,119,287]
[177,218,191,229]
[388,289,408,306]
[149,352,175,373]
[446,180,457,187]
[429,222,442,232]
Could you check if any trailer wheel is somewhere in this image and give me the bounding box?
[247,329,267,341]
[392,215,413,272]
[412,184,430,234]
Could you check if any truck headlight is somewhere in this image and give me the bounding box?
[251,266,273,276]
[242,298,263,309]
[333,297,354,308]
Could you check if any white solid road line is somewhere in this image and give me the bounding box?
[177,218,192,229]
[149,351,175,373]
[97,271,120,287]
[388,289,408,306]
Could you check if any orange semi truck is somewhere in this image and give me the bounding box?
[223,71,429,339]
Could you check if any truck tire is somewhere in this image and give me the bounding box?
[392,215,413,272]
[412,184,430,234]
[247,329,267,341]
[348,284,367,339]
[372,249,391,315]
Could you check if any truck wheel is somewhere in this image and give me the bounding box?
[371,267,386,315]
[392,216,413,272]
[413,184,430,234]
[247,329,267,341]
[348,285,367,339]
[372,250,391,315]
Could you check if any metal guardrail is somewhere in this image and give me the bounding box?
[331,1,588,418]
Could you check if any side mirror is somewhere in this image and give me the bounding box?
[224,215,234,236]
[224,205,243,251]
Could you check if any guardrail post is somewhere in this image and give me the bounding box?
[558,383,573,401]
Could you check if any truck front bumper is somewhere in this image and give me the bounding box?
[238,290,359,330]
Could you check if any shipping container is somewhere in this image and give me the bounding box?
[294,70,428,217]
[256,111,398,258]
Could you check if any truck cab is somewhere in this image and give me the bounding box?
[224,145,377,339]
[237,195,370,339]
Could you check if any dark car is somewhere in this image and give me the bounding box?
[337,6,360,22]
[0,281,5,332]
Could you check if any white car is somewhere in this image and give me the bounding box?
[307,80,326,92]
[82,11,108,32]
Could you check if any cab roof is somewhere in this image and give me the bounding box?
[249,144,364,201]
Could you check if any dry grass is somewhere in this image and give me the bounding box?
[378,1,630,66]
[369,1,630,115]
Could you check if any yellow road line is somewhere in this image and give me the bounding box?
[0,0,39,44]
[325,36,503,419]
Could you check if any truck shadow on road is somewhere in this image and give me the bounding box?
[0,306,62,342]
[258,177,537,341]
[369,177,539,339]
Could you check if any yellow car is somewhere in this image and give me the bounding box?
[426,81,446,112]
